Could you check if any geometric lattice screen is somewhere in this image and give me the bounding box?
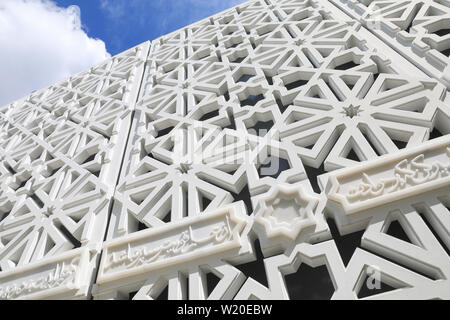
[0,0,449,300]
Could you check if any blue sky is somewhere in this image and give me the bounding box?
[0,0,245,106]
[55,0,246,56]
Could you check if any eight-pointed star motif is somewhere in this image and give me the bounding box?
[254,184,318,242]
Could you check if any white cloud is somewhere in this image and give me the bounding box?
[0,0,110,106]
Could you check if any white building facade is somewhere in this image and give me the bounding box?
[0,0,449,300]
